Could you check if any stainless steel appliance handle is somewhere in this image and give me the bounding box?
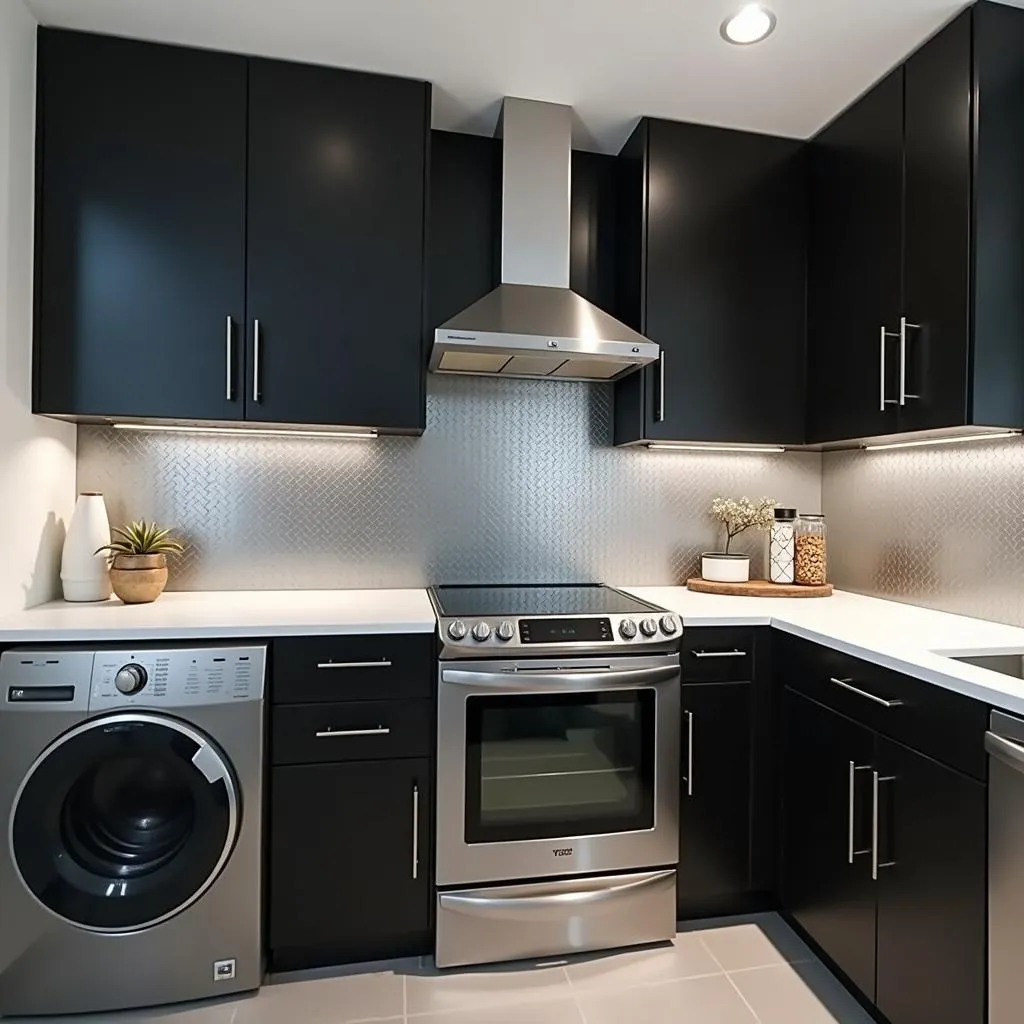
[253,318,262,403]
[317,660,392,670]
[848,762,871,863]
[986,731,1024,775]
[831,677,903,708]
[438,869,674,915]
[872,771,897,880]
[684,709,694,797]
[657,352,666,422]
[691,649,746,659]
[441,664,679,691]
[899,316,921,403]
[412,783,419,880]
[225,316,234,400]
[315,726,390,738]
[880,326,899,410]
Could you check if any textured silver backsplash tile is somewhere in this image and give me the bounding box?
[77,376,821,591]
[823,436,1024,627]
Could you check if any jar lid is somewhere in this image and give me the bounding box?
[799,512,825,519]
[774,508,797,519]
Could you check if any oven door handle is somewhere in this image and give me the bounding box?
[438,870,675,918]
[440,665,679,691]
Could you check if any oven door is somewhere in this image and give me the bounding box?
[436,654,680,886]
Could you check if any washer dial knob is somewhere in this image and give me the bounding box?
[619,619,638,640]
[496,620,515,642]
[447,620,467,640]
[660,615,679,635]
[639,617,659,638]
[472,621,492,642]
[114,663,148,695]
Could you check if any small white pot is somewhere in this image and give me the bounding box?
[701,552,751,583]
[61,493,112,602]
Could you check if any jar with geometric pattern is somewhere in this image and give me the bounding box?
[769,507,796,584]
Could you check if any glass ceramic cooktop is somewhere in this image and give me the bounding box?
[431,585,654,618]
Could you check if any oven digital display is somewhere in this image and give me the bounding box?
[519,617,613,644]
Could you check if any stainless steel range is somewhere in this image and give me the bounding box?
[430,584,681,969]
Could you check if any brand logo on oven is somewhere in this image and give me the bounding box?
[552,847,574,857]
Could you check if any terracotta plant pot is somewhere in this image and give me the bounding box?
[109,553,169,604]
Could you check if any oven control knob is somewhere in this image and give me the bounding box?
[496,620,515,642]
[114,663,148,695]
[639,617,659,637]
[619,619,638,640]
[472,621,492,642]
[660,615,679,635]
[447,620,467,641]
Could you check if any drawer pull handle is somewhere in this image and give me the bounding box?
[315,726,391,738]
[412,783,420,880]
[691,650,747,659]
[316,660,393,670]
[831,677,903,708]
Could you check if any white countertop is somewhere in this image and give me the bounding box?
[621,585,1024,717]
[0,589,436,642]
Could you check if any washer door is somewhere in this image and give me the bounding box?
[10,712,239,932]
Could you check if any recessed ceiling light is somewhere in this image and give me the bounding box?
[720,4,777,45]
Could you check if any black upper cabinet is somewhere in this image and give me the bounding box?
[614,119,807,446]
[34,30,247,422]
[246,59,430,430]
[807,69,904,443]
[808,2,1024,443]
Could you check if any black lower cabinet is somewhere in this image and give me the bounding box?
[270,758,432,970]
[677,682,753,917]
[781,689,877,1001]
[874,738,985,1024]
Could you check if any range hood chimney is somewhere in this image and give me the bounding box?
[429,98,659,382]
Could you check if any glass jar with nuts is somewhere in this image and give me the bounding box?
[794,513,827,586]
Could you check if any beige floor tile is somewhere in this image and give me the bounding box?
[412,995,584,1024]
[576,974,758,1024]
[233,968,404,1023]
[694,913,814,971]
[405,960,572,1017]
[565,935,721,990]
[729,962,875,1024]
[5,998,240,1024]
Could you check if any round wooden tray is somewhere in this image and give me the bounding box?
[686,577,833,598]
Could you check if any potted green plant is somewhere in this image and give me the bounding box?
[703,496,776,583]
[96,520,184,604]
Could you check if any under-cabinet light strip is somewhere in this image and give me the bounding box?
[646,443,786,454]
[111,423,378,440]
[863,431,1020,451]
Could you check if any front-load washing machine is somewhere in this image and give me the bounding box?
[0,644,265,1016]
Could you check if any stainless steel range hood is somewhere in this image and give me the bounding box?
[430,98,659,382]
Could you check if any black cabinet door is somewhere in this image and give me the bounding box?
[781,689,877,1000]
[874,738,985,1024]
[635,120,807,445]
[806,69,904,443]
[900,10,973,433]
[246,59,429,430]
[270,758,431,966]
[34,30,247,421]
[677,682,752,917]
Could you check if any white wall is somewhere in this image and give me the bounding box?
[0,0,76,614]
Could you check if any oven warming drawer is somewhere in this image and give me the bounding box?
[435,868,676,969]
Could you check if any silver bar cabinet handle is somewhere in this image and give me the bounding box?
[848,762,871,863]
[871,771,897,880]
[317,660,392,670]
[684,710,694,796]
[899,316,921,404]
[411,783,420,880]
[315,726,391,738]
[657,352,666,423]
[692,650,747,659]
[253,318,262,403]
[831,677,903,709]
[225,316,234,400]
[879,326,899,411]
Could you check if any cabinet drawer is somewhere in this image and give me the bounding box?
[682,628,755,682]
[776,632,987,780]
[272,699,433,765]
[272,634,433,703]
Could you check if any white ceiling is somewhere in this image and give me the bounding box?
[25,0,1003,152]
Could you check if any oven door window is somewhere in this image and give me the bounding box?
[465,689,656,843]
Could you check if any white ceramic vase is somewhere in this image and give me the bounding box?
[701,552,751,583]
[61,493,112,602]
